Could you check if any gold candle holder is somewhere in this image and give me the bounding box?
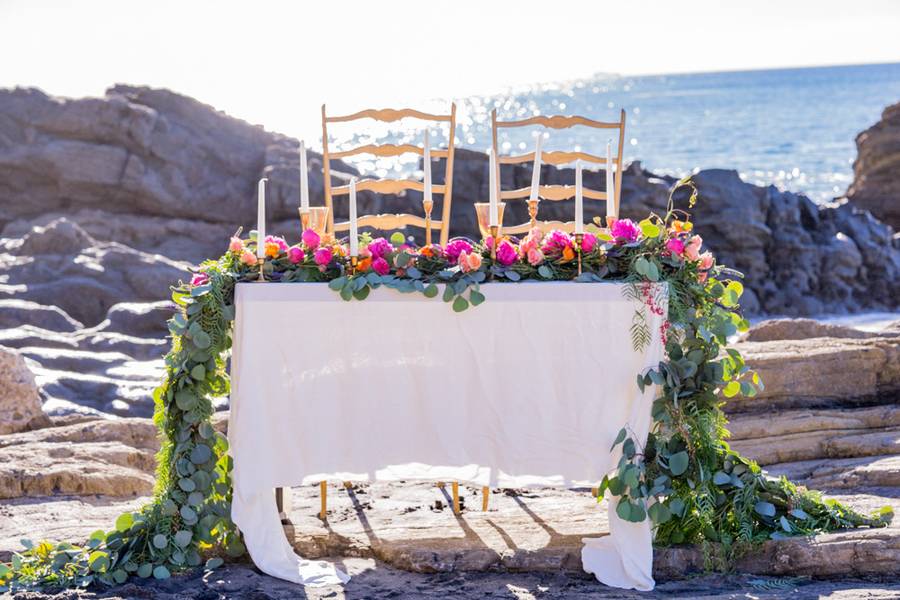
[490,225,499,260]
[349,255,359,276]
[474,202,506,241]
[527,199,539,228]
[299,206,331,237]
[423,198,434,247]
[574,233,584,276]
[256,256,266,282]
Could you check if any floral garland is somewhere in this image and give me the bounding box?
[1,179,891,591]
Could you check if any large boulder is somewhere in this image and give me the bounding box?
[847,101,900,229]
[0,345,49,434]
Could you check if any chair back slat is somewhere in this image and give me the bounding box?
[322,103,457,245]
[490,108,626,234]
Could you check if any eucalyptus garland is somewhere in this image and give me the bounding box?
[1,179,891,592]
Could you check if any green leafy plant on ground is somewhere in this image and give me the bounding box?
[1,178,891,592]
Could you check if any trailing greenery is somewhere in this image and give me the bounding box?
[1,178,891,592]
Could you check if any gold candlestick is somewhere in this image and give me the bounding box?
[349,255,359,276]
[527,199,539,228]
[574,233,584,276]
[256,257,266,282]
[490,225,499,260]
[423,198,434,247]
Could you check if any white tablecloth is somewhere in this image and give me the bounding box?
[229,281,666,591]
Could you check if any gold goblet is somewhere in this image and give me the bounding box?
[299,206,331,237]
[473,202,506,241]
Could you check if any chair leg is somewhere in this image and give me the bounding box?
[482,486,489,511]
[319,481,327,520]
[451,481,460,514]
[343,481,352,489]
[436,481,445,489]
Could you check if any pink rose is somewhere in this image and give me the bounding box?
[314,246,333,266]
[240,249,258,265]
[228,236,243,253]
[610,219,641,243]
[190,272,209,287]
[372,256,390,275]
[666,238,685,256]
[445,239,474,265]
[302,229,320,250]
[287,245,304,264]
[368,237,393,259]
[496,239,518,266]
[684,235,703,262]
[699,251,714,271]
[581,232,597,253]
[457,250,483,273]
[527,247,544,266]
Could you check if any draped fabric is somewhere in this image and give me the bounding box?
[229,282,665,590]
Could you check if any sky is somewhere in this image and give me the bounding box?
[1,0,899,142]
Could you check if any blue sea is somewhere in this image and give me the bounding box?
[349,63,900,204]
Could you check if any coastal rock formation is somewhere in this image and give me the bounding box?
[2,85,899,317]
[847,102,900,229]
[0,345,49,434]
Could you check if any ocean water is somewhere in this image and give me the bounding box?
[344,63,900,204]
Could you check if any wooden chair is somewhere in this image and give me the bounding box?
[315,104,463,519]
[490,108,626,235]
[322,104,457,246]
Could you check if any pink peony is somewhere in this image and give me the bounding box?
[287,245,305,264]
[581,232,598,253]
[444,239,474,265]
[368,237,393,259]
[665,238,685,256]
[314,246,333,266]
[240,249,258,265]
[190,272,209,287]
[519,227,543,257]
[228,236,243,253]
[301,229,320,249]
[496,239,518,266]
[610,219,641,243]
[527,247,545,266]
[372,256,390,275]
[457,250,483,273]
[698,251,714,271]
[542,229,574,254]
[684,235,703,262]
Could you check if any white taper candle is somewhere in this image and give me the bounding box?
[574,160,584,234]
[256,178,267,258]
[299,140,309,212]
[488,150,498,227]
[606,140,615,219]
[423,130,432,205]
[349,177,359,257]
[528,134,543,204]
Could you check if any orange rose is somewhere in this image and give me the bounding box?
[670,220,693,234]
[420,246,435,258]
[562,245,575,262]
[357,257,372,272]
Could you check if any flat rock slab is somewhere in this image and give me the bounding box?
[12,560,900,599]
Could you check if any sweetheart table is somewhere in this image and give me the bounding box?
[228,281,666,591]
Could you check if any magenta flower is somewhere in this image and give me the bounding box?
[610,219,641,243]
[581,232,598,253]
[368,237,393,259]
[541,229,574,255]
[372,256,390,275]
[666,238,685,256]
[287,245,305,264]
[496,239,518,266]
[302,229,320,249]
[444,239,474,265]
[190,272,209,287]
[314,246,333,266]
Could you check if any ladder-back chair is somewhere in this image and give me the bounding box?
[322,104,457,246]
[490,108,626,235]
